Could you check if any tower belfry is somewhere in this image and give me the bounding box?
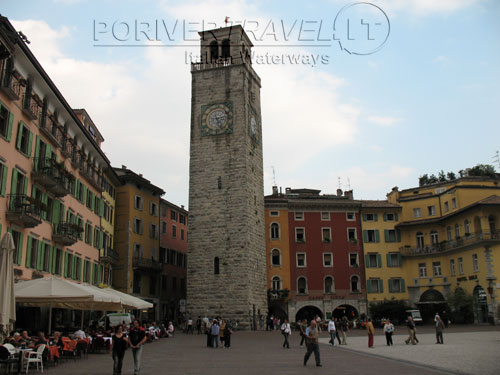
[186,25,266,329]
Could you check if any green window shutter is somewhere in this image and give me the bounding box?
[42,193,48,220]
[362,214,367,221]
[25,236,32,268]
[367,280,372,293]
[389,279,394,293]
[15,122,23,150]
[37,241,44,270]
[374,213,378,221]
[52,200,60,224]
[75,179,79,198]
[375,230,380,243]
[50,247,56,274]
[90,192,95,211]
[72,256,77,279]
[10,169,18,194]
[26,130,33,157]
[363,230,368,243]
[81,185,87,203]
[34,136,40,159]
[98,264,102,284]
[91,263,96,285]
[64,253,69,277]
[100,231,103,249]
[1,164,7,196]
[379,279,384,293]
[383,213,387,221]
[6,112,14,142]
[384,229,389,242]
[46,144,52,159]
[100,199,104,217]
[23,176,28,195]
[394,213,398,221]
[365,254,370,268]
[17,232,23,265]
[396,229,401,242]
[397,253,402,267]
[386,253,391,267]
[401,278,406,292]
[377,253,382,268]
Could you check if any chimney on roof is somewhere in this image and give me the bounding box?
[272,186,278,196]
[139,174,143,177]
[344,190,353,199]
[122,165,127,169]
[337,188,343,197]
[181,205,185,209]
[285,187,291,194]
[280,187,282,194]
[392,186,399,192]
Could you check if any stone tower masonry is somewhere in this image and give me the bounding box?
[186,25,267,329]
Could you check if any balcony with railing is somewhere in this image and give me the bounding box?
[133,256,161,271]
[400,231,500,257]
[191,57,232,72]
[267,289,290,302]
[40,116,63,146]
[53,222,80,246]
[6,194,43,228]
[80,162,102,190]
[22,95,41,121]
[31,158,73,197]
[0,73,22,100]
[61,136,73,158]
[101,247,119,264]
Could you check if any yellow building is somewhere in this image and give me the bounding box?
[113,166,164,321]
[361,201,407,303]
[387,177,500,323]
[265,188,291,318]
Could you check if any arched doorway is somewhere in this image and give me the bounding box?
[268,306,287,321]
[295,305,323,322]
[417,289,447,323]
[473,285,488,323]
[332,304,359,320]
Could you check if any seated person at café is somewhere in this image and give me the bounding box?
[6,332,21,346]
[33,331,48,347]
[73,329,86,339]
[167,322,174,337]
[21,330,34,347]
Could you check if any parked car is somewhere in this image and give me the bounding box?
[406,309,423,325]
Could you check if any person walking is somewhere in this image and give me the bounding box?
[299,319,307,347]
[405,316,416,345]
[340,316,349,345]
[327,317,336,346]
[435,314,445,344]
[383,319,394,346]
[211,320,220,348]
[334,318,342,345]
[223,322,232,348]
[196,317,202,335]
[205,319,213,347]
[219,319,226,348]
[281,319,291,349]
[366,318,375,348]
[303,320,321,367]
[111,325,129,375]
[187,318,194,334]
[129,320,147,375]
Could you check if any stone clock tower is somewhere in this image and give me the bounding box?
[187,25,266,329]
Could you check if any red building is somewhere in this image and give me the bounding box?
[266,188,367,322]
[159,199,188,323]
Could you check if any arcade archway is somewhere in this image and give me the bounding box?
[417,289,447,323]
[295,305,323,322]
[332,304,358,320]
[473,285,488,323]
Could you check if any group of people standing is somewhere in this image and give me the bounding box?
[203,317,233,349]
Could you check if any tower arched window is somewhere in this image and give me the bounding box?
[214,257,220,275]
[297,276,307,294]
[271,249,281,266]
[210,41,219,61]
[221,39,230,59]
[464,219,471,236]
[270,222,280,240]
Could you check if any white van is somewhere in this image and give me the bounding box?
[406,310,423,324]
[99,313,134,328]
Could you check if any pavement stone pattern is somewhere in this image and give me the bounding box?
[320,327,500,375]
[37,327,500,375]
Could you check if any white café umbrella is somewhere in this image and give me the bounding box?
[0,232,16,331]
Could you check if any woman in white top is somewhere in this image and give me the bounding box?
[281,319,291,349]
[383,319,394,346]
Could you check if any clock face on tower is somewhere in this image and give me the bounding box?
[201,102,233,136]
[248,105,260,144]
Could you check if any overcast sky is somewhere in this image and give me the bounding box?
[2,0,499,207]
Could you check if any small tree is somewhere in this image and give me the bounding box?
[447,287,475,324]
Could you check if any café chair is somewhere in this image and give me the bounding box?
[25,344,45,374]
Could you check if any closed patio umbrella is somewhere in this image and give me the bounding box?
[0,232,16,331]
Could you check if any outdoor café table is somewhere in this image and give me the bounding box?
[61,338,77,353]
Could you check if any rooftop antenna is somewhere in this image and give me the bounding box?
[271,166,276,186]
[347,177,351,190]
[337,177,342,190]
[493,151,500,170]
